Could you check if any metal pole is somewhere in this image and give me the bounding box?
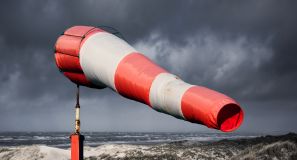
[75,84,80,133]
[71,85,84,160]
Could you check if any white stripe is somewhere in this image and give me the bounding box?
[80,32,136,90]
[149,73,193,119]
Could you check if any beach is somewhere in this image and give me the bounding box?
[0,132,296,160]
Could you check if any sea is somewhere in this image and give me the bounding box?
[0,132,260,149]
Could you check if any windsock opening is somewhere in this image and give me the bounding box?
[217,103,243,132]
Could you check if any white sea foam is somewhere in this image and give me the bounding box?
[0,134,297,160]
[1,133,294,160]
[0,144,150,160]
[0,145,69,160]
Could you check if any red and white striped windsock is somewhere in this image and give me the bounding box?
[54,26,244,132]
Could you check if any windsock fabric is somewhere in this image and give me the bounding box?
[54,26,244,132]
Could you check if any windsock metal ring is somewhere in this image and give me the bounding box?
[54,26,244,132]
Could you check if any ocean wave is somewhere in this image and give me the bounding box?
[0,133,296,160]
[0,132,263,148]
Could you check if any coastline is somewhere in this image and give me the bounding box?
[0,133,296,160]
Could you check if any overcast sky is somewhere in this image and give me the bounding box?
[0,0,296,133]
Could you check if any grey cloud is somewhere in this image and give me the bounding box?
[135,31,274,100]
[0,0,297,132]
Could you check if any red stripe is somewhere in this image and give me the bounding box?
[64,26,96,37]
[63,72,93,86]
[55,35,82,57]
[55,53,82,72]
[56,27,105,57]
[54,26,105,88]
[114,53,167,106]
[64,26,105,38]
[181,86,243,132]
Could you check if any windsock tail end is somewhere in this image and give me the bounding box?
[217,103,243,132]
[181,86,243,132]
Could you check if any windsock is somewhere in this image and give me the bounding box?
[54,26,244,132]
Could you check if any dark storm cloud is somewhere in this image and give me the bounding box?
[0,0,297,132]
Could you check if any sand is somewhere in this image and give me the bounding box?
[0,133,296,160]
